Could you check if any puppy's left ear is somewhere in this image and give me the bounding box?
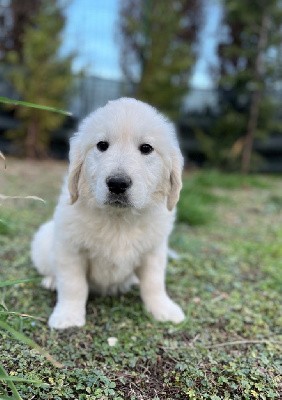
[167,148,184,211]
[68,135,84,205]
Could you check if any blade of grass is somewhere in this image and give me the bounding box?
[0,363,22,400]
[0,376,42,384]
[0,96,72,116]
[0,195,45,203]
[0,320,64,368]
[0,311,45,322]
[0,278,41,288]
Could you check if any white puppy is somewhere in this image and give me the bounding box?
[31,98,185,329]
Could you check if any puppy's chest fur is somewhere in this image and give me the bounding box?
[67,205,173,290]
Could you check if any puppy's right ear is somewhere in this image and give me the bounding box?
[68,135,83,204]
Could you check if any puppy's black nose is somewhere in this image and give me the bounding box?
[106,175,132,195]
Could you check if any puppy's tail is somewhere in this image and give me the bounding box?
[31,220,56,290]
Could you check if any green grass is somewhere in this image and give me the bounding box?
[177,170,273,225]
[0,218,12,235]
[0,159,281,399]
[189,170,271,189]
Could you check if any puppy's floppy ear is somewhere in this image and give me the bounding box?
[167,148,184,211]
[68,135,84,205]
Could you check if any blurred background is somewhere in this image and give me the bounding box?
[0,0,282,173]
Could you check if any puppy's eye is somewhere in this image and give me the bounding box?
[97,141,109,152]
[139,143,154,155]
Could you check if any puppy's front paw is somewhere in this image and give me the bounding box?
[41,276,56,291]
[48,305,85,329]
[145,296,185,324]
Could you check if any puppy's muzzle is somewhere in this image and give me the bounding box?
[106,174,132,195]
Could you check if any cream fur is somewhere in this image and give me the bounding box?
[31,98,185,329]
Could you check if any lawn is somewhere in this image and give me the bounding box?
[0,158,281,399]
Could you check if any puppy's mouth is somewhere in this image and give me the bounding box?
[105,194,132,208]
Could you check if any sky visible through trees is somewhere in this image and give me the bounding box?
[61,0,222,88]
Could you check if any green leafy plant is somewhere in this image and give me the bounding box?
[211,0,282,173]
[119,0,202,120]
[5,0,73,158]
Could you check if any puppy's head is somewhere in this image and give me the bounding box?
[68,98,183,211]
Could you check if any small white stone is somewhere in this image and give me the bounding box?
[107,337,118,347]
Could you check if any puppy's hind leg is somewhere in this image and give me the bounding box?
[31,220,56,290]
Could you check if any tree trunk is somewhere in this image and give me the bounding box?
[25,118,38,158]
[241,89,262,174]
[241,13,270,174]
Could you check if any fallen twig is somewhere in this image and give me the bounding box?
[205,339,282,348]
[0,150,6,168]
